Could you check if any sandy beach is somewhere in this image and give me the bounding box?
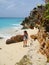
[0,28,49,65]
[0,0,49,65]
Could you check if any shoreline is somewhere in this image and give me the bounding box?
[0,24,23,39]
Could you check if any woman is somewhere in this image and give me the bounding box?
[23,31,28,47]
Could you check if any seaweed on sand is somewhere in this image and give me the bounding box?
[15,55,32,65]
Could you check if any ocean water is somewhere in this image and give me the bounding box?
[0,17,24,29]
[0,17,24,39]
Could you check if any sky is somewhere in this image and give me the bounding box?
[0,0,45,17]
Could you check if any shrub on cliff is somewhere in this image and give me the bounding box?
[21,3,49,32]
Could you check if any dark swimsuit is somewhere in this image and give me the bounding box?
[23,35,28,40]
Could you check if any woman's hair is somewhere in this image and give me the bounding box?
[24,31,28,35]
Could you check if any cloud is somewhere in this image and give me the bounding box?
[6,4,16,9]
[0,0,10,5]
[0,0,45,17]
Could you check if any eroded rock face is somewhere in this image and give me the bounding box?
[6,35,23,44]
[30,30,49,63]
[30,35,37,41]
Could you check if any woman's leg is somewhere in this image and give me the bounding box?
[23,40,27,47]
[25,40,27,45]
[23,40,26,46]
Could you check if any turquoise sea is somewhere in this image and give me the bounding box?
[0,17,24,39]
[0,17,24,29]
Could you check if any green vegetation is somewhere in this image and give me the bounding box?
[21,2,49,32]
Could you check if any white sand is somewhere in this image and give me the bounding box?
[0,28,48,65]
[0,40,29,65]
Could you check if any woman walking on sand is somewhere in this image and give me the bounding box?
[23,31,28,47]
